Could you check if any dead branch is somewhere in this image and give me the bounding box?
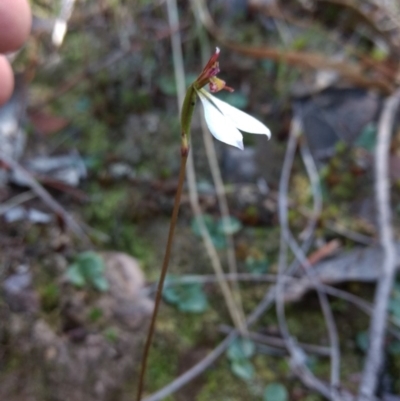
[0,150,88,241]
[276,118,343,400]
[357,90,400,400]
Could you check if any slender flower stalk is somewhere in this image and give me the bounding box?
[136,47,271,401]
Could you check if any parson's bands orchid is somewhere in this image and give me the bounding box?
[181,47,271,151]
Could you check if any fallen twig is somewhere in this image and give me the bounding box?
[357,89,400,401]
[170,0,246,334]
[276,118,343,400]
[0,151,88,241]
[219,324,331,356]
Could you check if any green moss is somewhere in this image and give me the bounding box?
[84,185,127,227]
[197,362,255,401]
[39,283,60,312]
[253,354,286,382]
[146,341,179,394]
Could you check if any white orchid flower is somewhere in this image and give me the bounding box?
[180,47,271,154]
[196,88,271,150]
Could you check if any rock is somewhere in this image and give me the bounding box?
[2,268,39,313]
[98,252,154,329]
[293,88,381,159]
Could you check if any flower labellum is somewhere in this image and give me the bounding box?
[196,88,271,150]
[193,48,271,150]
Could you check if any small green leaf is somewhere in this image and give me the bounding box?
[231,359,254,381]
[356,331,369,353]
[191,214,215,237]
[91,275,109,292]
[67,251,108,292]
[77,251,105,280]
[227,338,255,361]
[389,298,400,318]
[245,256,269,274]
[388,341,400,355]
[210,233,226,249]
[264,383,288,401]
[103,327,118,343]
[163,279,182,304]
[66,263,86,287]
[355,123,377,151]
[163,282,208,313]
[178,290,208,313]
[217,216,242,235]
[88,307,103,322]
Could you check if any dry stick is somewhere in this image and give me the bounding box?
[0,151,88,241]
[299,137,341,395]
[196,15,247,333]
[218,324,332,356]
[200,118,247,332]
[0,191,36,216]
[169,0,245,333]
[357,90,400,401]
[152,272,400,339]
[276,120,345,401]
[135,154,188,401]
[192,0,247,331]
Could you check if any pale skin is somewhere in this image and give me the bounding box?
[0,0,31,106]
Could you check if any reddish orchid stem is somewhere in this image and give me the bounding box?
[136,149,188,401]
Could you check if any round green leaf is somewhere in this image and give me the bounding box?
[66,263,86,287]
[163,282,208,313]
[178,290,208,313]
[355,123,377,151]
[191,214,215,237]
[210,233,226,249]
[77,251,105,279]
[91,275,109,292]
[245,256,269,274]
[227,338,255,361]
[217,216,242,235]
[264,383,288,401]
[231,359,254,381]
[389,298,400,319]
[356,331,369,353]
[388,341,400,355]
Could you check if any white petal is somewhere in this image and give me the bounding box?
[197,90,244,150]
[202,91,271,138]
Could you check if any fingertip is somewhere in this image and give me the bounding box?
[0,56,14,106]
[0,0,32,53]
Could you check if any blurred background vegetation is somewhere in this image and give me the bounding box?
[1,0,400,400]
